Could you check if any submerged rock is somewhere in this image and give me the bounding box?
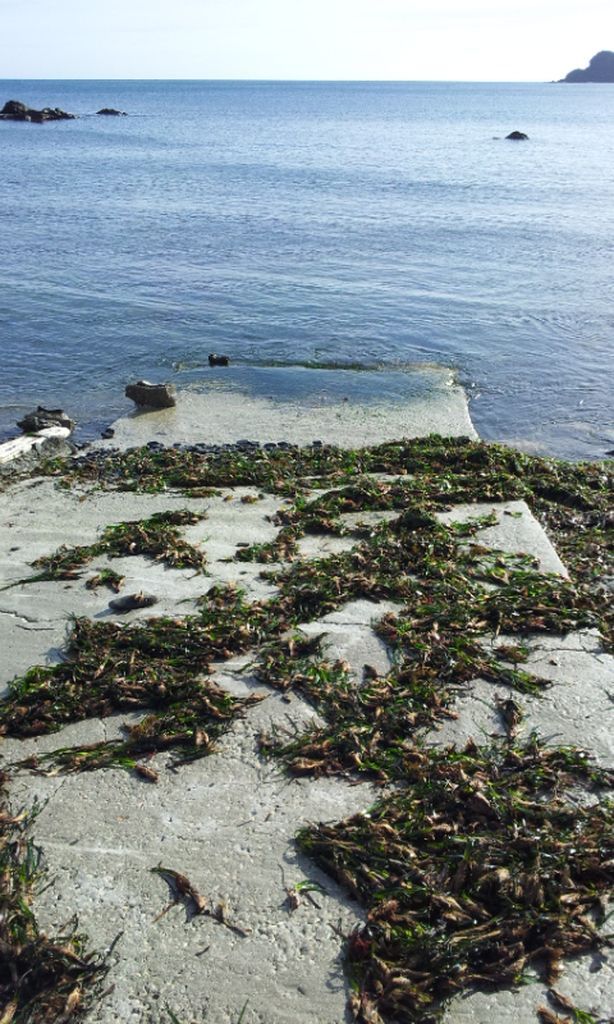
[0,99,76,123]
[506,130,529,140]
[125,380,177,409]
[208,353,230,366]
[17,406,75,434]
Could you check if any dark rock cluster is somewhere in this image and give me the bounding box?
[0,99,75,123]
[72,439,326,467]
[17,406,75,433]
[96,108,127,116]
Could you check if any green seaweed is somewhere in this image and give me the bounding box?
[298,739,613,1024]
[4,510,208,591]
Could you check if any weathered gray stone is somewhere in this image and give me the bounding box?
[125,380,177,409]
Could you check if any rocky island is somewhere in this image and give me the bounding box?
[559,49,614,82]
[0,99,75,122]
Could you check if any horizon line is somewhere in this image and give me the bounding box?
[0,76,560,84]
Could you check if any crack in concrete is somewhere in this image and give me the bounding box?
[527,647,611,666]
[38,839,152,861]
[0,606,61,628]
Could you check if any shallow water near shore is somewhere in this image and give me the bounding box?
[102,364,476,449]
[1,79,613,457]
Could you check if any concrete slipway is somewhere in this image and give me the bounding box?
[0,380,611,1024]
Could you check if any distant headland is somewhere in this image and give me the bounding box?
[559,50,614,82]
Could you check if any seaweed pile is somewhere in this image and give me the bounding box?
[1,587,267,771]
[0,436,611,1022]
[23,509,207,585]
[38,435,612,600]
[299,740,612,1023]
[0,771,108,1021]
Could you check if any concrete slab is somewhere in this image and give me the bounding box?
[296,534,357,560]
[7,693,374,1024]
[426,631,614,767]
[298,599,402,680]
[444,954,612,1024]
[0,482,286,642]
[0,443,611,1024]
[436,500,568,577]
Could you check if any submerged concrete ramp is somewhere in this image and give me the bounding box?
[101,366,477,450]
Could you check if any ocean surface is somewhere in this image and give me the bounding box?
[1,79,613,458]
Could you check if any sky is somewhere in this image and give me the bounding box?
[1,0,613,81]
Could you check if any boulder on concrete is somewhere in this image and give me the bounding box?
[125,380,177,409]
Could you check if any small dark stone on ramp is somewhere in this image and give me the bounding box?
[108,592,158,613]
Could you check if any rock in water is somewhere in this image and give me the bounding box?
[96,108,127,116]
[17,407,75,433]
[1,100,28,118]
[0,99,76,122]
[208,353,230,366]
[506,130,529,140]
[125,380,177,409]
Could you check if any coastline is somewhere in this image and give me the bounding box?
[0,380,612,1024]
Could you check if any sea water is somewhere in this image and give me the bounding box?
[1,80,613,457]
